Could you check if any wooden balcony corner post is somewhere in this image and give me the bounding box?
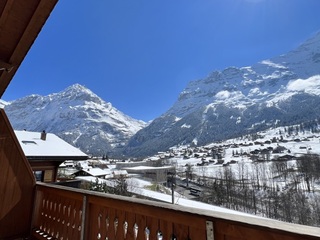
[80,194,88,240]
[0,109,36,239]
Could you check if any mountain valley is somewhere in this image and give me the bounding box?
[4,32,320,158]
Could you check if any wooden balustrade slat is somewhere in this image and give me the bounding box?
[174,223,189,239]
[125,211,136,239]
[87,194,206,229]
[188,224,207,240]
[32,183,320,240]
[135,213,146,239]
[146,215,160,240]
[32,185,84,240]
[116,207,127,239]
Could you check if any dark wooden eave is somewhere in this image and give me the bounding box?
[27,155,88,161]
[0,0,58,97]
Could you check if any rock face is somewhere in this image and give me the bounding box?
[5,84,146,156]
[124,32,320,157]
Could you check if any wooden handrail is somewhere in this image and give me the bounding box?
[32,182,320,240]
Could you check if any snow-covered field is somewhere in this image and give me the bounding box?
[60,124,320,226]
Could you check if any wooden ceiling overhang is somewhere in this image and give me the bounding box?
[0,0,58,97]
[0,1,58,238]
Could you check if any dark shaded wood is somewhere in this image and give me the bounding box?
[215,220,320,240]
[0,109,35,239]
[0,0,58,97]
[0,3,59,235]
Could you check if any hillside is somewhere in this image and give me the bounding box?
[5,84,146,156]
[4,32,320,158]
[134,122,320,226]
[124,32,320,157]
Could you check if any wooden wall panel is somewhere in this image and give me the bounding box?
[0,109,35,239]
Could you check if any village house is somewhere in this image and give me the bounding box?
[123,165,174,183]
[15,130,87,182]
[73,168,111,179]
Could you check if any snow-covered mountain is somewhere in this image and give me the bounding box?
[5,84,146,155]
[4,33,320,158]
[124,32,320,157]
[0,99,8,108]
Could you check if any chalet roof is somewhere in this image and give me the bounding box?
[124,166,174,171]
[75,168,111,177]
[0,0,58,97]
[112,170,128,176]
[15,130,88,160]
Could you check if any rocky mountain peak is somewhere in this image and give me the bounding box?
[55,83,103,104]
[5,84,146,156]
[124,31,320,157]
[5,31,320,157]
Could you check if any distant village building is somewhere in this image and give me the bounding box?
[116,160,155,169]
[60,160,75,168]
[112,170,128,179]
[15,130,88,182]
[73,168,111,179]
[123,166,175,184]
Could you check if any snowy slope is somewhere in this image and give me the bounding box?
[0,99,8,108]
[125,32,320,157]
[4,32,320,158]
[167,32,320,118]
[5,84,146,155]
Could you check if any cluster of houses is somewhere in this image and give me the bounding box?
[15,128,319,186]
[15,129,175,186]
[146,134,320,169]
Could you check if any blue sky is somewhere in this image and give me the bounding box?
[3,0,320,121]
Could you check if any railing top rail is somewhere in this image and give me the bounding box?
[35,182,320,238]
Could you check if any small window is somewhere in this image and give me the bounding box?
[44,170,53,182]
[34,171,44,181]
[22,140,37,145]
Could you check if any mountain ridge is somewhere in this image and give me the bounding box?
[4,32,320,157]
[123,32,320,157]
[4,84,146,156]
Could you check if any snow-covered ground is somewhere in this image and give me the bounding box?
[60,124,320,225]
[76,175,256,218]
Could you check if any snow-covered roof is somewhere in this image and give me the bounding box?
[15,130,87,159]
[124,166,174,171]
[75,168,111,177]
[113,170,128,176]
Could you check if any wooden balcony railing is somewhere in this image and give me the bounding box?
[31,182,320,240]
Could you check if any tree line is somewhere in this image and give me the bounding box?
[198,154,320,227]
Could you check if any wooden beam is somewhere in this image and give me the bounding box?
[0,0,15,33]
[0,59,13,72]
[0,0,58,97]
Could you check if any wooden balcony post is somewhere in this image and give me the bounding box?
[80,195,87,240]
